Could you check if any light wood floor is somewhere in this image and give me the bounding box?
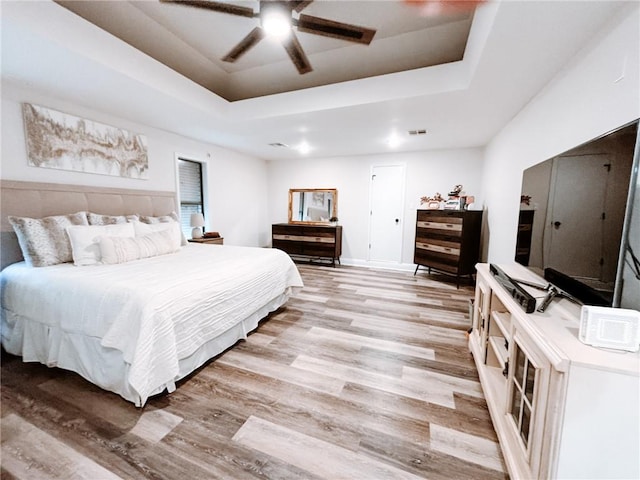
[1,264,507,479]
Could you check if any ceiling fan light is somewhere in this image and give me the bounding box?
[262,12,291,39]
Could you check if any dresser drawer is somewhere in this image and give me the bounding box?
[414,249,460,273]
[273,234,335,244]
[416,219,463,230]
[272,240,336,256]
[272,225,336,238]
[415,241,461,256]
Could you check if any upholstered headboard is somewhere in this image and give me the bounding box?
[0,180,179,270]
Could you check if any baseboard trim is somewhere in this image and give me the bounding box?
[339,258,416,272]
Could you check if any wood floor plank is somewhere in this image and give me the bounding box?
[1,264,506,479]
[429,423,506,472]
[1,414,124,480]
[291,354,461,408]
[128,408,183,444]
[358,428,506,480]
[217,349,346,395]
[233,416,425,480]
[305,326,436,360]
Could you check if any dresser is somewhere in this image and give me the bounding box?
[413,209,483,287]
[272,223,342,266]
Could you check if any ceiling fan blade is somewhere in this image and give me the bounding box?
[222,27,265,62]
[287,0,313,13]
[296,14,376,44]
[282,30,312,74]
[160,0,256,18]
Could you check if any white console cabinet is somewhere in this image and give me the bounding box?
[470,263,640,479]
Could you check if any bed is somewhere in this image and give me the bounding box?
[0,181,303,406]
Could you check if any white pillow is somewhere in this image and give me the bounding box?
[66,223,135,266]
[100,230,180,265]
[132,221,182,251]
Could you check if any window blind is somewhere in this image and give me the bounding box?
[178,159,204,237]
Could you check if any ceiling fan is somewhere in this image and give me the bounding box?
[160,0,376,74]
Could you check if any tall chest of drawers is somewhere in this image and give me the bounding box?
[272,223,342,266]
[413,210,483,286]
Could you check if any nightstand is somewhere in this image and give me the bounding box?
[188,237,224,245]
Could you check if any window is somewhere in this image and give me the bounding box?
[178,159,205,238]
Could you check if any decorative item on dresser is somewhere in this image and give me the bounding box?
[413,209,483,287]
[469,262,640,479]
[272,223,342,267]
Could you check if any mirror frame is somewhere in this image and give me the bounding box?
[288,188,338,225]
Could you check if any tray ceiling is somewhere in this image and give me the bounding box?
[56,0,475,101]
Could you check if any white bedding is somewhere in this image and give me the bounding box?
[1,243,303,405]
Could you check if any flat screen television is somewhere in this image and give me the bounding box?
[517,119,640,308]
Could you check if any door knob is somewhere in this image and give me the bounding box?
[553,221,562,229]
[395,219,400,223]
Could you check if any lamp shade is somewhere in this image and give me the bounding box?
[190,213,205,227]
[190,213,205,239]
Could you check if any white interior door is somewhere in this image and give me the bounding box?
[546,154,608,279]
[369,164,405,263]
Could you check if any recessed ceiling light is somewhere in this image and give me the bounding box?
[296,141,311,154]
[387,133,402,148]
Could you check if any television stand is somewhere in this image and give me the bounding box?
[469,263,640,479]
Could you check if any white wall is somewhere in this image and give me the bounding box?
[267,148,484,268]
[481,4,640,266]
[1,82,270,247]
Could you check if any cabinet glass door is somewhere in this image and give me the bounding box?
[509,340,537,449]
[475,280,491,344]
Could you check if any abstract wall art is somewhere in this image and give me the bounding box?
[22,103,149,179]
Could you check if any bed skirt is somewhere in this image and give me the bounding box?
[1,291,291,406]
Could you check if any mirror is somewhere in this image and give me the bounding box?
[517,120,638,307]
[288,188,338,224]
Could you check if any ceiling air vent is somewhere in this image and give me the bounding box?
[268,142,290,148]
[408,129,427,136]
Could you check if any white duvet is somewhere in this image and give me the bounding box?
[1,244,303,405]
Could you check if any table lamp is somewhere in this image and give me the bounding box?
[190,213,205,239]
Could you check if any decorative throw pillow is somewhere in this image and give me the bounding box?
[137,212,187,245]
[8,212,89,267]
[66,223,135,266]
[87,212,139,225]
[131,221,182,251]
[138,212,179,224]
[100,230,180,265]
